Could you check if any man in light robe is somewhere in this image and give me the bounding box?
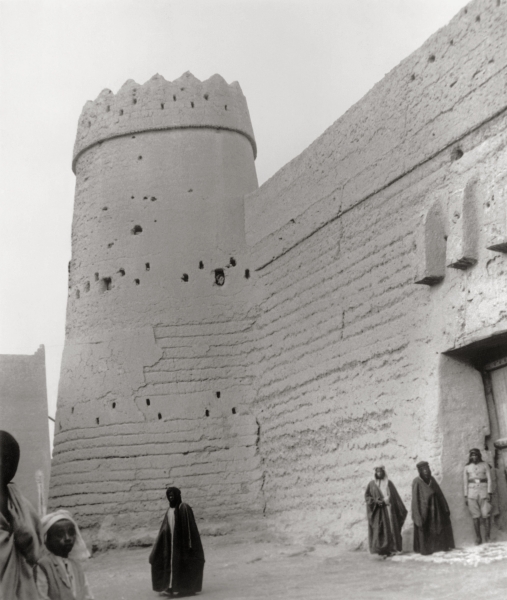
[464,448,492,544]
[0,430,42,599]
[365,466,407,557]
[149,486,205,596]
[412,461,455,555]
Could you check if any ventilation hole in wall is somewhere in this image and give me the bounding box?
[199,261,204,269]
[96,418,99,425]
[143,196,148,200]
[133,98,137,104]
[410,74,415,81]
[146,398,150,406]
[444,235,448,241]
[204,94,209,100]
[451,147,464,161]
[135,279,140,285]
[205,409,210,417]
[182,273,189,282]
[131,225,143,234]
[132,135,136,139]
[476,14,480,21]
[85,282,90,292]
[180,87,185,91]
[106,105,110,112]
[99,277,112,292]
[244,269,250,279]
[216,391,221,398]
[190,101,194,108]
[108,242,114,248]
[112,402,116,409]
[161,103,165,109]
[188,189,193,193]
[173,95,176,101]
[151,196,157,201]
[232,407,236,414]
[229,257,236,267]
[118,268,125,276]
[158,413,162,420]
[131,195,135,199]
[224,105,228,110]
[95,273,99,281]
[75,289,80,299]
[428,54,436,63]
[119,109,124,115]
[138,155,143,160]
[145,263,150,271]
[102,207,108,211]
[71,407,74,414]
[154,220,157,223]
[215,269,225,286]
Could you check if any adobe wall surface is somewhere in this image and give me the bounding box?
[0,346,51,513]
[245,0,507,547]
[50,74,263,539]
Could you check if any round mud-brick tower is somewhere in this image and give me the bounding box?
[50,72,263,541]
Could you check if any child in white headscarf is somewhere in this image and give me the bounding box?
[35,510,94,600]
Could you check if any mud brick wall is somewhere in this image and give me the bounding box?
[245,0,507,547]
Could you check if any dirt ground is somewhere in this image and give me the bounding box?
[87,536,507,600]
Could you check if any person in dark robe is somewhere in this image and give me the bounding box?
[149,486,205,597]
[365,465,407,557]
[412,461,455,555]
[0,430,43,600]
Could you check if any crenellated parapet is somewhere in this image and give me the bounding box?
[72,71,256,172]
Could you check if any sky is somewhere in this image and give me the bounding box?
[0,0,470,441]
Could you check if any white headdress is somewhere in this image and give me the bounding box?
[41,509,91,561]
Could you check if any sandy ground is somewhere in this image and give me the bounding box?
[87,537,507,600]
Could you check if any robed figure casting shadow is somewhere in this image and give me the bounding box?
[365,465,407,557]
[0,430,43,600]
[412,461,455,555]
[150,487,205,597]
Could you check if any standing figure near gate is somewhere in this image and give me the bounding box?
[149,486,205,596]
[365,466,407,557]
[464,448,492,545]
[412,461,455,555]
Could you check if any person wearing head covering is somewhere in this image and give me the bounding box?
[0,430,43,600]
[464,448,492,544]
[412,461,455,555]
[35,509,93,600]
[364,465,407,557]
[149,486,205,596]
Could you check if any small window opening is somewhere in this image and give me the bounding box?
[244,269,250,279]
[216,391,221,398]
[199,261,204,269]
[85,282,90,292]
[215,269,225,286]
[95,273,99,281]
[230,257,236,267]
[102,207,108,211]
[204,93,209,100]
[131,195,134,199]
[146,398,150,406]
[133,98,137,104]
[71,407,74,414]
[119,109,124,116]
[145,263,150,271]
[205,409,210,417]
[232,407,236,414]
[134,279,140,285]
[191,101,194,108]
[138,155,143,160]
[112,402,116,409]
[99,277,112,292]
[118,268,125,276]
[132,135,136,139]
[182,273,189,282]
[161,103,165,109]
[131,225,143,234]
[158,413,162,420]
[143,196,148,200]
[224,105,228,111]
[173,95,176,101]
[96,417,99,425]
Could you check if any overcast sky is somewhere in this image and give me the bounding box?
[0,0,469,439]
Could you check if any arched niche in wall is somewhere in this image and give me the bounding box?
[415,198,447,286]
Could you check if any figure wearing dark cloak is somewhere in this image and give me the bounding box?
[365,466,407,556]
[412,461,455,555]
[0,430,43,600]
[149,487,205,596]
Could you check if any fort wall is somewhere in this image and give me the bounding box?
[244,0,507,547]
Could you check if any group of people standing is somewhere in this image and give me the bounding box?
[365,449,493,558]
